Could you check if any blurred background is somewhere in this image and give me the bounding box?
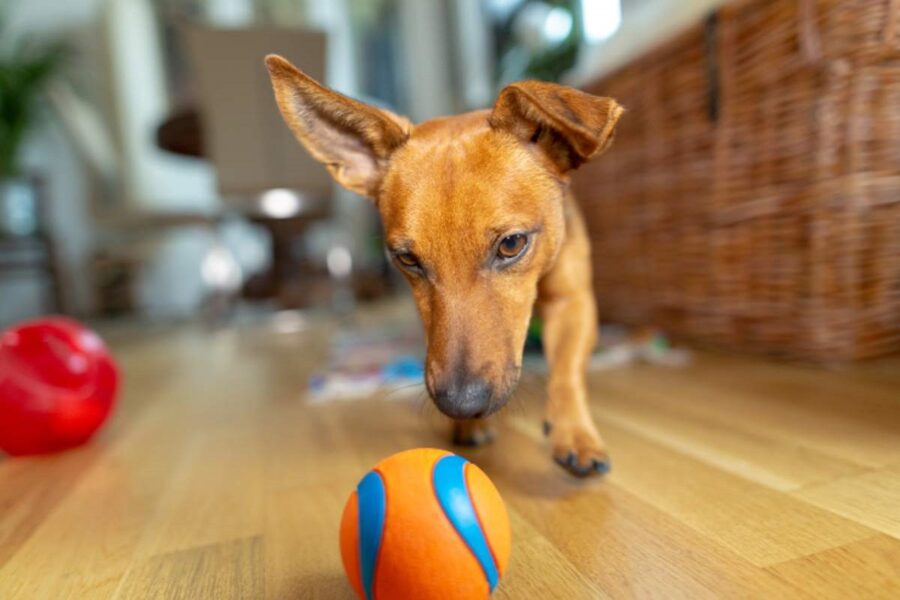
[0,0,897,363]
[3,3,899,594]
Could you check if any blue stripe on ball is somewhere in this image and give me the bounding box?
[432,454,500,592]
[357,470,387,600]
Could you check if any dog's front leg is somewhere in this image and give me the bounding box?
[538,207,609,476]
[539,289,609,476]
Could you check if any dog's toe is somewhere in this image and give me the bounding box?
[554,452,611,478]
[548,420,611,478]
[592,457,611,475]
[451,420,496,447]
[556,453,610,477]
[567,462,598,478]
[554,451,576,470]
[453,429,494,447]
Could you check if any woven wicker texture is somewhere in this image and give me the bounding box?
[574,0,900,360]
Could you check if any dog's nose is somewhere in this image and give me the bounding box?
[431,377,493,419]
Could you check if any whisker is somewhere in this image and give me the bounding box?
[415,391,456,440]
[503,392,527,418]
[381,381,426,402]
[415,389,435,417]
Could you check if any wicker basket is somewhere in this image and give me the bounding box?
[574,0,900,361]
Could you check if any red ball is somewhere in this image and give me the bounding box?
[0,317,118,456]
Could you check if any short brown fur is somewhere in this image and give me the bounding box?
[266,55,623,476]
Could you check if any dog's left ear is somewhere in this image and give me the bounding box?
[489,81,624,173]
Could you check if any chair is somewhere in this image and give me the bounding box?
[182,24,334,306]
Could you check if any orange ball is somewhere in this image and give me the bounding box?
[339,448,511,599]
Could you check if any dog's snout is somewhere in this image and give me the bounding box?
[431,376,493,419]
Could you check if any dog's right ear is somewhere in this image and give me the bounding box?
[265,55,411,198]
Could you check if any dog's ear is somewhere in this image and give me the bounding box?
[265,55,411,198]
[489,80,624,173]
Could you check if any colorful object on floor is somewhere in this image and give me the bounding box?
[588,326,692,370]
[340,448,511,600]
[308,324,425,403]
[522,323,692,372]
[0,317,118,455]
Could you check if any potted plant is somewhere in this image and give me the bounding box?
[0,7,64,237]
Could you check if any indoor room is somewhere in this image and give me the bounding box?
[0,0,898,598]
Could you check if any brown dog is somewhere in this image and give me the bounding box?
[266,55,622,477]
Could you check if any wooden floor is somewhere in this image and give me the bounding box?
[1,307,899,599]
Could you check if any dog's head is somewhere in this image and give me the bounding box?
[266,55,622,419]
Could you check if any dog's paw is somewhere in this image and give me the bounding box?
[544,418,611,477]
[452,419,496,447]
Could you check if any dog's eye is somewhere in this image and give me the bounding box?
[394,253,420,270]
[497,234,528,260]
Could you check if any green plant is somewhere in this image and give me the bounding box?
[496,0,583,87]
[0,7,65,178]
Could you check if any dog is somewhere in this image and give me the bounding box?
[266,55,623,477]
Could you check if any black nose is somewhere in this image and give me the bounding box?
[431,377,493,419]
